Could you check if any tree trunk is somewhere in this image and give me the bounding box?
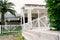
[1,14,5,25]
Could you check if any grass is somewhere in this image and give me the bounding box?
[13,32,26,40]
[0,26,25,39]
[0,32,26,40]
[0,26,26,40]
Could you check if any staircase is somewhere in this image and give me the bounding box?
[22,15,49,40]
[22,30,40,40]
[22,28,59,40]
[22,17,59,40]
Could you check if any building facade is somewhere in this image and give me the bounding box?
[22,4,47,24]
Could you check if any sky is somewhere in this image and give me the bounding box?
[9,0,46,14]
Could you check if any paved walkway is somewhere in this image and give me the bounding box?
[0,35,14,40]
[22,27,60,40]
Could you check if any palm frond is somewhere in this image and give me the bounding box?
[7,2,15,6]
[6,2,15,9]
[0,0,16,25]
[4,0,8,3]
[0,1,3,5]
[8,9,16,16]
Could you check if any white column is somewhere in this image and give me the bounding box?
[27,9,32,29]
[22,9,25,29]
[37,10,40,28]
[23,14,25,24]
[21,16,22,25]
[28,9,32,23]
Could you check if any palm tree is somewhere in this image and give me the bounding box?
[0,0,16,25]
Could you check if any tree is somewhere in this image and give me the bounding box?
[46,0,60,30]
[0,0,16,25]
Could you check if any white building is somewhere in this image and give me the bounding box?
[22,4,60,40]
[21,4,48,29]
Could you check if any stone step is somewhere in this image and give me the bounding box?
[23,29,60,40]
[23,30,40,37]
[22,32,33,40]
[22,30,40,40]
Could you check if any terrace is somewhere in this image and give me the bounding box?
[0,0,60,40]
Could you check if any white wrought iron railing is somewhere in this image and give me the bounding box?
[0,25,22,34]
[22,15,49,30]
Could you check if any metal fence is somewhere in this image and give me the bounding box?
[0,25,22,34]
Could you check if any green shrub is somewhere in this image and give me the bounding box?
[46,0,60,30]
